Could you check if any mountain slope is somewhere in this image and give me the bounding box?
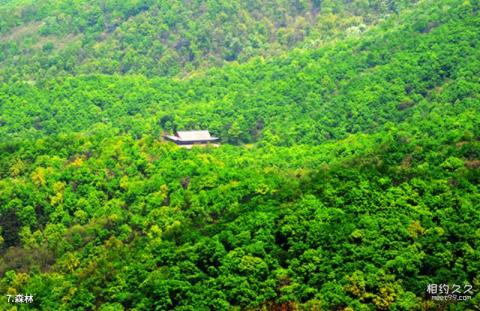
[0,0,479,310]
[0,0,478,145]
[0,0,417,82]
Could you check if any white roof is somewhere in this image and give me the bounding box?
[167,130,218,142]
[177,130,212,141]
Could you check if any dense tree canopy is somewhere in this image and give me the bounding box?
[0,0,479,310]
[0,0,418,82]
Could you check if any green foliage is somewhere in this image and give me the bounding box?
[0,0,479,310]
[0,0,415,82]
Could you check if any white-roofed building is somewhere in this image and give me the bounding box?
[164,130,220,148]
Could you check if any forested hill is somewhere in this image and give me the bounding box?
[0,0,479,310]
[0,0,416,82]
[0,0,478,145]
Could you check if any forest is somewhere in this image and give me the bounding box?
[0,0,479,310]
[0,0,415,81]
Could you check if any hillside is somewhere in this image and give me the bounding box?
[0,0,479,310]
[0,0,478,145]
[0,0,417,82]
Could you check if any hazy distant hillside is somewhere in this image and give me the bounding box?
[0,0,417,82]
